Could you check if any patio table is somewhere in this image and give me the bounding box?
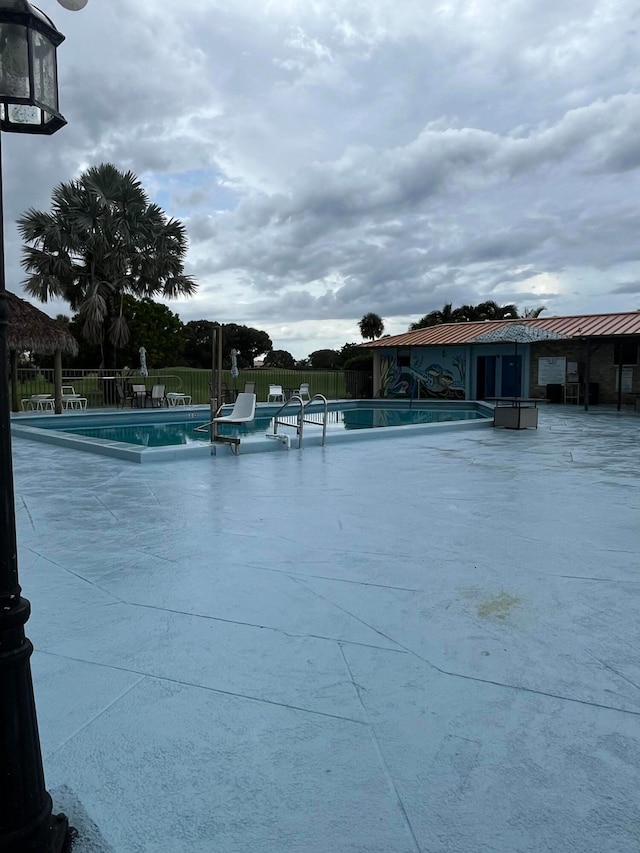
[486,397,540,430]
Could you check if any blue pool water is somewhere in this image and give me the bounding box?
[12,400,494,462]
[61,419,210,447]
[52,405,485,446]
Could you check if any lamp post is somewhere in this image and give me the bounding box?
[0,1,84,850]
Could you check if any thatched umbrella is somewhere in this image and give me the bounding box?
[5,292,78,414]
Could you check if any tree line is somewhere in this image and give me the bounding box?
[409,301,546,330]
[53,300,271,370]
[47,301,369,372]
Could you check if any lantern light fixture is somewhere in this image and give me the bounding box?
[0,0,66,134]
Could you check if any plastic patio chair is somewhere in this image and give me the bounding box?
[267,384,286,403]
[150,384,167,407]
[295,383,311,401]
[208,382,233,404]
[212,393,256,431]
[243,381,256,395]
[131,384,147,408]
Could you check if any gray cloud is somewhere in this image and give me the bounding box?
[5,0,640,357]
[609,282,640,294]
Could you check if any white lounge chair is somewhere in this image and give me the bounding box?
[22,394,54,411]
[61,385,87,410]
[166,392,192,406]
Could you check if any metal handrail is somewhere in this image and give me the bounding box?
[271,395,305,448]
[299,394,329,447]
[269,394,329,449]
[193,400,226,433]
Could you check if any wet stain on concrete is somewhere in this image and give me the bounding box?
[477,592,521,620]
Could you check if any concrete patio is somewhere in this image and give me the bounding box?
[11,405,640,852]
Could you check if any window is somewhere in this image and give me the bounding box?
[613,340,638,365]
[397,353,410,367]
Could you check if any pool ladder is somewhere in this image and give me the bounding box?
[266,394,328,449]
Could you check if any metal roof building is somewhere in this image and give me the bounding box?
[361,311,640,349]
[359,311,640,409]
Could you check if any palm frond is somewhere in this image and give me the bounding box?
[78,286,109,343]
[23,275,65,302]
[109,313,130,348]
[160,275,198,299]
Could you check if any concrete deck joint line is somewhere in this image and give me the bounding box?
[339,645,423,853]
[292,576,408,651]
[417,656,640,717]
[39,651,369,725]
[48,677,146,758]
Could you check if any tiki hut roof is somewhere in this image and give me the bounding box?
[5,291,78,356]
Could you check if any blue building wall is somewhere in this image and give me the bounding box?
[377,344,531,399]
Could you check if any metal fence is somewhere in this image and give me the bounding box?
[13,368,372,408]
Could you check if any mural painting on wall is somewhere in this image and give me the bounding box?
[380,350,466,398]
[380,354,410,396]
[412,350,465,399]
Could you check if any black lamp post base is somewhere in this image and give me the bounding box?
[49,812,75,853]
[0,802,74,853]
[46,812,74,853]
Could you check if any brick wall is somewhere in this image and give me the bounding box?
[529,340,640,404]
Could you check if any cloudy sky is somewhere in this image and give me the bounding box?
[4,0,640,358]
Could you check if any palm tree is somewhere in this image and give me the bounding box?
[18,163,197,368]
[359,312,385,340]
[522,305,547,318]
[410,301,520,330]
[472,300,519,320]
[409,302,457,330]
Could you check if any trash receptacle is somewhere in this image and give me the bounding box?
[102,376,117,405]
[586,382,599,405]
[546,383,563,403]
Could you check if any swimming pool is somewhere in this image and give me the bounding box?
[58,404,485,443]
[11,399,494,463]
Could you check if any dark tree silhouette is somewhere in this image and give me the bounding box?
[358,312,385,340]
[410,301,520,330]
